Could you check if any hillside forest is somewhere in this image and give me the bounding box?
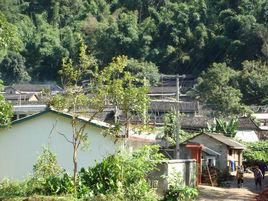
[0,0,268,111]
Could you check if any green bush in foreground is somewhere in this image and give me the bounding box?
[165,173,198,201]
[0,147,75,199]
[79,145,163,200]
[0,146,163,200]
[0,145,199,201]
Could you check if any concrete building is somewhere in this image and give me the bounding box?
[0,109,156,180]
[181,133,245,171]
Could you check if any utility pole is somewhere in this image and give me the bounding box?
[159,74,184,159]
[175,75,180,159]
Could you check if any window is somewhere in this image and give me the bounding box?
[229,149,232,156]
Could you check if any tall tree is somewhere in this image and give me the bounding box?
[125,58,160,86]
[100,56,150,137]
[238,60,268,105]
[0,80,13,125]
[0,12,22,58]
[194,62,246,117]
[0,51,31,84]
[50,40,150,186]
[50,40,100,187]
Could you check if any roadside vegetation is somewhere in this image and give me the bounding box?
[243,141,268,166]
[0,146,198,201]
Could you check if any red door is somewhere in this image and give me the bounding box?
[186,143,203,185]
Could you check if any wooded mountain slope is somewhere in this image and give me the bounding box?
[0,0,267,83]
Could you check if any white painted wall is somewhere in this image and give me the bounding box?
[0,112,118,180]
[235,130,259,142]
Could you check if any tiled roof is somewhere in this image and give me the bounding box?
[6,84,63,92]
[180,116,212,130]
[238,117,260,130]
[150,100,199,113]
[180,116,260,131]
[4,94,37,101]
[186,133,245,149]
[204,133,245,149]
[149,74,196,95]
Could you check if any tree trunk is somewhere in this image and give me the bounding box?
[125,112,130,138]
[73,144,78,187]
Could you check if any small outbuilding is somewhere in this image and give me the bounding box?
[181,133,245,171]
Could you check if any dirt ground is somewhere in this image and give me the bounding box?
[198,172,268,201]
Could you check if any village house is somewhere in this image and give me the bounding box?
[4,84,64,95]
[3,84,63,120]
[4,94,39,105]
[0,109,156,180]
[235,117,260,142]
[148,74,196,101]
[252,113,268,140]
[159,133,244,184]
[180,133,245,171]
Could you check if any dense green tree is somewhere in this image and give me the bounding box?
[0,51,30,84]
[24,0,85,27]
[194,63,246,117]
[148,0,210,74]
[125,58,160,86]
[0,80,12,125]
[86,10,140,65]
[0,12,22,58]
[238,60,268,105]
[0,0,268,90]
[23,14,68,81]
[112,0,164,22]
[257,26,268,61]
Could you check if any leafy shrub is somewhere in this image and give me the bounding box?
[43,173,75,195]
[0,147,75,199]
[33,147,63,179]
[0,145,164,200]
[0,179,27,198]
[243,141,268,164]
[124,179,159,201]
[0,195,76,201]
[207,118,238,137]
[79,145,164,200]
[79,155,122,195]
[165,173,198,201]
[86,193,125,201]
[27,147,74,196]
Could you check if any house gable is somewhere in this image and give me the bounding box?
[0,110,117,180]
[10,109,110,129]
[187,134,228,170]
[4,86,19,94]
[238,117,260,131]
